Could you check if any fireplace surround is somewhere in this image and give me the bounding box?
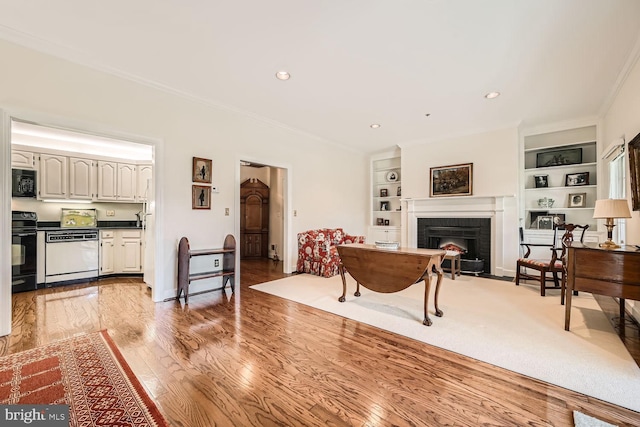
[404,195,518,277]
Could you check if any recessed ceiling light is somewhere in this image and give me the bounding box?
[275,71,290,81]
[370,124,381,129]
[485,91,500,99]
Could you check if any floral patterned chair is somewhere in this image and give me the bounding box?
[296,228,366,277]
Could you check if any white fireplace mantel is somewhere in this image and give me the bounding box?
[402,195,518,277]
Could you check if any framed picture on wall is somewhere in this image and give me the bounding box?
[430,163,473,197]
[192,185,211,209]
[192,157,212,183]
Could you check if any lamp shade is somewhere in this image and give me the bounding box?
[592,199,632,219]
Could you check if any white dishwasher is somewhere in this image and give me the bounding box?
[45,229,99,284]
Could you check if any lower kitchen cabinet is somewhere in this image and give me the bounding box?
[99,229,143,275]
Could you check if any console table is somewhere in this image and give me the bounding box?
[565,242,640,331]
[336,244,445,326]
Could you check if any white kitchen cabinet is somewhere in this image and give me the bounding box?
[119,230,142,272]
[99,229,143,275]
[39,154,67,199]
[99,230,116,275]
[69,157,96,200]
[97,161,137,201]
[137,164,152,202]
[97,161,118,200]
[117,163,137,202]
[369,226,401,243]
[12,150,37,169]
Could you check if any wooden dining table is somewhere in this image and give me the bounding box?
[336,243,446,326]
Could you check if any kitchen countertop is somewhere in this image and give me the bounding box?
[37,220,142,230]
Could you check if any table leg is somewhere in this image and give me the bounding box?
[338,264,347,302]
[564,277,573,331]
[423,273,432,326]
[620,298,626,320]
[433,266,444,318]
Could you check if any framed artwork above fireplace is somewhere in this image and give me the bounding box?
[430,163,473,197]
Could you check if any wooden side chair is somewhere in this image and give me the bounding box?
[515,224,588,299]
[559,224,589,305]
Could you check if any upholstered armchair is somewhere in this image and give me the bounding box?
[297,228,366,277]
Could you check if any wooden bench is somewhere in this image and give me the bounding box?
[177,234,236,303]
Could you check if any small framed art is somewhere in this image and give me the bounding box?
[534,175,548,188]
[192,185,211,209]
[380,201,390,211]
[565,172,589,186]
[568,192,586,208]
[376,218,384,226]
[193,157,212,183]
[380,188,388,197]
[536,215,554,230]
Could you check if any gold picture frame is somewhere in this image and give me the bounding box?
[192,185,211,209]
[192,157,212,183]
[430,163,473,197]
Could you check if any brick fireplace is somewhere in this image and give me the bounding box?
[404,196,518,277]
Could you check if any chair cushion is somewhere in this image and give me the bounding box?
[518,258,563,269]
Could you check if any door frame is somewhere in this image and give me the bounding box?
[235,155,292,275]
[1,108,166,336]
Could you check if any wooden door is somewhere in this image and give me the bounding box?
[240,179,269,258]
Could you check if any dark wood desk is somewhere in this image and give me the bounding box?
[336,244,445,326]
[565,242,640,331]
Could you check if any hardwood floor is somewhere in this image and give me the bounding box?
[2,260,639,426]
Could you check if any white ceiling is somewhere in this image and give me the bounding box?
[1,0,639,154]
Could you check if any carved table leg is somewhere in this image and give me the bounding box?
[338,264,347,302]
[423,272,433,326]
[433,265,444,317]
[355,280,361,297]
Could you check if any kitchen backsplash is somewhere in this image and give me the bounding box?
[10,198,143,221]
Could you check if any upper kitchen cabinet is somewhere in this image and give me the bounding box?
[39,154,68,199]
[11,150,37,169]
[137,164,152,202]
[97,161,137,201]
[69,157,96,200]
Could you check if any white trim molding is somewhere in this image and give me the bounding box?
[403,195,518,277]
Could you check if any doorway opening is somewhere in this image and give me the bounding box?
[239,160,287,273]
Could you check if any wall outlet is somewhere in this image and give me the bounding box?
[212,186,219,193]
[225,208,230,216]
[106,210,115,217]
[214,259,220,267]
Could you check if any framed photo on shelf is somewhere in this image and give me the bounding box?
[430,163,473,197]
[534,175,549,188]
[376,218,384,226]
[529,211,548,229]
[380,201,390,211]
[386,170,399,182]
[536,148,582,168]
[536,215,554,230]
[380,188,388,197]
[565,172,589,186]
[192,185,211,210]
[384,219,390,226]
[192,157,212,183]
[568,192,586,208]
[397,186,402,197]
[551,213,566,226]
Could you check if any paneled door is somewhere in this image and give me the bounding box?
[240,179,269,258]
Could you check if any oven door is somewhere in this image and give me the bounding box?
[12,229,37,292]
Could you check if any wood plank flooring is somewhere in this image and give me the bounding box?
[2,260,639,426]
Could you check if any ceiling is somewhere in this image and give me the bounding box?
[1,0,639,154]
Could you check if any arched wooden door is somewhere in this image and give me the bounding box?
[240,179,269,258]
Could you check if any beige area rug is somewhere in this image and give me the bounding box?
[251,273,640,413]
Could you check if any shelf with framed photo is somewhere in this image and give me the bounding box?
[369,149,402,242]
[522,125,600,240]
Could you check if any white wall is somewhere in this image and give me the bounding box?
[601,52,640,320]
[400,128,519,200]
[0,38,368,335]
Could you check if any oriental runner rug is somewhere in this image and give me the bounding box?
[0,330,169,427]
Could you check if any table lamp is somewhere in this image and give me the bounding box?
[592,199,631,249]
